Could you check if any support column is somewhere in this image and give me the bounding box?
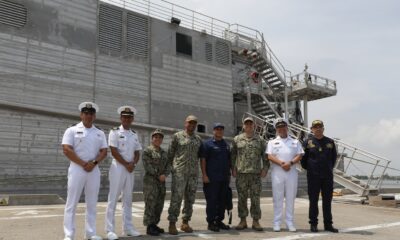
[303,96,308,127]
[247,84,252,113]
[284,86,289,119]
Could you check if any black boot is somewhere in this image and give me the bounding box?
[324,225,339,233]
[147,224,160,236]
[217,221,230,230]
[155,225,164,233]
[208,222,220,232]
[310,225,318,232]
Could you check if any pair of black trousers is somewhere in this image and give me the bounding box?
[307,174,334,226]
[203,181,229,224]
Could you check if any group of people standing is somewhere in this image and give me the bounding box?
[61,101,338,240]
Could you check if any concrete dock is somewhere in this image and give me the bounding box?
[0,197,399,240]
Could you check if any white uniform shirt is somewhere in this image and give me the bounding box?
[62,122,108,166]
[108,125,142,162]
[266,136,304,171]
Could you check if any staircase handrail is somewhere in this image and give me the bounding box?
[289,122,390,163]
[227,24,289,87]
[244,112,391,192]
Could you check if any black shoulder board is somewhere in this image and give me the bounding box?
[69,123,78,127]
[131,129,136,133]
[95,125,103,131]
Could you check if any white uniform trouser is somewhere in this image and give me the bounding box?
[271,167,298,227]
[64,165,100,238]
[105,160,135,233]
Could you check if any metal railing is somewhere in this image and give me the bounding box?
[243,112,392,192]
[290,72,337,92]
[101,0,230,38]
[101,0,291,87]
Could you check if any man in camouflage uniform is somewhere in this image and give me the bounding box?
[231,117,269,231]
[142,129,170,236]
[167,115,203,235]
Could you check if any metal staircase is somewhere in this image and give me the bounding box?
[226,24,337,130]
[243,112,391,197]
[226,24,289,99]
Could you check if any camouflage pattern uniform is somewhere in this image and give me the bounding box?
[167,130,202,222]
[142,144,170,226]
[231,133,269,220]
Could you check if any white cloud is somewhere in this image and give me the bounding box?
[343,118,400,171]
[348,118,400,147]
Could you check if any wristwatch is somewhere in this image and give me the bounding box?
[290,161,294,166]
[92,160,98,165]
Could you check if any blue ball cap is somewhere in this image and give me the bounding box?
[213,122,225,129]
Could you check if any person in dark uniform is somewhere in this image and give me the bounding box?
[301,120,339,233]
[201,123,231,232]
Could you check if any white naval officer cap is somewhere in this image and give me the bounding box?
[274,118,288,128]
[78,101,99,113]
[117,105,137,116]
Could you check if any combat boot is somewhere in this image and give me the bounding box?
[181,220,193,233]
[168,222,178,235]
[235,218,247,230]
[252,219,263,231]
[155,225,165,233]
[147,224,160,236]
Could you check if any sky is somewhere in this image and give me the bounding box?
[166,0,400,172]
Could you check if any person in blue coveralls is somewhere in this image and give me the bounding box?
[200,123,231,232]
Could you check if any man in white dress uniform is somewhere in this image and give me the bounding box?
[105,106,142,240]
[266,118,304,232]
[62,102,108,240]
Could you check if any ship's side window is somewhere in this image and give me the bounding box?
[197,124,206,133]
[176,32,192,57]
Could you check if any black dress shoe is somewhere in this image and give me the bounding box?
[217,222,230,230]
[147,224,160,236]
[324,225,339,233]
[310,225,319,232]
[208,223,220,232]
[155,225,165,233]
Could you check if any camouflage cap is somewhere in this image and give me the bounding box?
[311,120,324,128]
[151,128,164,138]
[185,115,198,122]
[242,116,254,123]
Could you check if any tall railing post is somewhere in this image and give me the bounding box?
[211,18,214,35]
[344,149,356,173]
[366,160,380,189]
[335,146,346,169]
[192,11,194,29]
[376,160,390,189]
